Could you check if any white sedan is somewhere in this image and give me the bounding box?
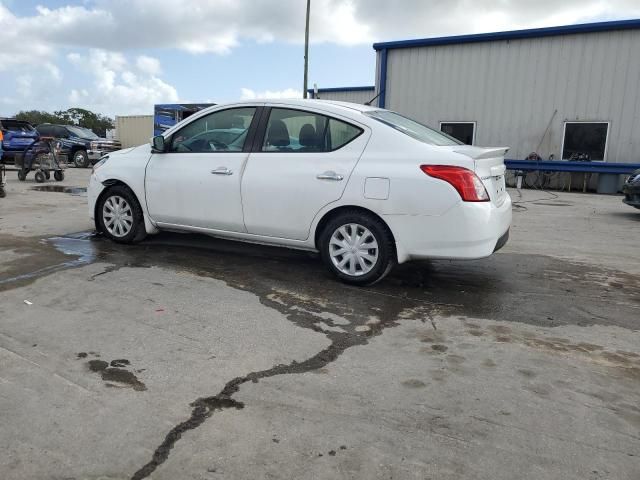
[88,99,511,285]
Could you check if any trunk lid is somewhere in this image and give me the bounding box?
[450,146,509,206]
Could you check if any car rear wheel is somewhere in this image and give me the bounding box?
[73,150,90,168]
[97,186,146,244]
[319,210,395,285]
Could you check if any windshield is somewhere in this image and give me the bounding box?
[365,110,463,146]
[67,126,100,139]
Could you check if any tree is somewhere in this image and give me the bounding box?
[54,108,114,137]
[14,110,62,126]
[13,108,114,137]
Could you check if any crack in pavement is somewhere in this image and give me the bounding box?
[130,285,431,479]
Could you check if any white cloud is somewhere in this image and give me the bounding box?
[240,88,303,100]
[1,0,639,62]
[65,49,178,116]
[136,55,161,76]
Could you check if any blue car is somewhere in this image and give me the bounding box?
[0,118,39,163]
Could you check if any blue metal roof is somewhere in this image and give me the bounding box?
[373,19,640,51]
[307,86,375,94]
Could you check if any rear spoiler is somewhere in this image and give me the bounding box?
[452,146,509,160]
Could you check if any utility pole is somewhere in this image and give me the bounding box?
[303,0,311,98]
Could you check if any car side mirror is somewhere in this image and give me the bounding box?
[151,135,166,153]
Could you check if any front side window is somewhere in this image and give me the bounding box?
[365,110,462,146]
[562,122,609,161]
[262,108,362,152]
[170,107,256,153]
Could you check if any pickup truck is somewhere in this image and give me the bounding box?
[36,123,121,168]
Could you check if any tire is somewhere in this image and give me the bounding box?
[96,185,147,244]
[54,171,64,181]
[0,188,5,198]
[319,210,396,286]
[45,171,51,180]
[34,171,46,183]
[73,150,90,168]
[17,170,26,181]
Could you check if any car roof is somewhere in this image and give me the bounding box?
[218,98,380,115]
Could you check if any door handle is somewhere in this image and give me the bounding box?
[316,171,344,181]
[211,167,233,175]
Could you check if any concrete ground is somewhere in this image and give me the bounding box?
[0,168,639,480]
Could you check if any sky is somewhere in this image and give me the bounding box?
[1,0,639,118]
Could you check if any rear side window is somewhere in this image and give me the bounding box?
[365,110,462,146]
[2,121,35,132]
[262,108,362,152]
[37,125,53,136]
[55,126,69,138]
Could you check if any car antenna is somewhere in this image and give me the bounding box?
[364,90,383,106]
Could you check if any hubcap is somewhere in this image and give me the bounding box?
[74,152,85,166]
[102,195,133,238]
[329,223,379,277]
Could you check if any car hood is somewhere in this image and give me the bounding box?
[108,143,150,156]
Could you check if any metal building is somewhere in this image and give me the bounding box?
[308,86,375,105]
[115,115,153,148]
[372,19,640,164]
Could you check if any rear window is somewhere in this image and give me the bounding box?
[365,110,462,146]
[1,120,35,132]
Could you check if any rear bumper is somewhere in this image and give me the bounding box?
[385,195,512,263]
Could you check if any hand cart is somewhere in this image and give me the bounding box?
[16,137,66,183]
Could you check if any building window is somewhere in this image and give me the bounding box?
[440,122,476,145]
[562,122,609,161]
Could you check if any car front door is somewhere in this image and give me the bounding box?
[241,107,369,240]
[145,106,259,232]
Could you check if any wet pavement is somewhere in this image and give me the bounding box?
[0,169,639,479]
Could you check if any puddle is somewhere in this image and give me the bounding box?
[31,185,87,196]
[84,354,146,391]
[0,231,97,289]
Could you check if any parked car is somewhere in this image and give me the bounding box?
[36,124,121,168]
[0,118,40,163]
[622,169,640,209]
[88,100,512,285]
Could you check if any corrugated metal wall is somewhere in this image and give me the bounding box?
[115,115,154,148]
[379,29,640,163]
[313,89,376,105]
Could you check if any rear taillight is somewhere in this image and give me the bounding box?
[420,165,490,202]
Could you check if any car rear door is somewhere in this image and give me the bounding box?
[241,106,369,240]
[145,106,260,232]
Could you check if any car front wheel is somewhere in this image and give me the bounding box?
[97,186,147,244]
[319,210,396,285]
